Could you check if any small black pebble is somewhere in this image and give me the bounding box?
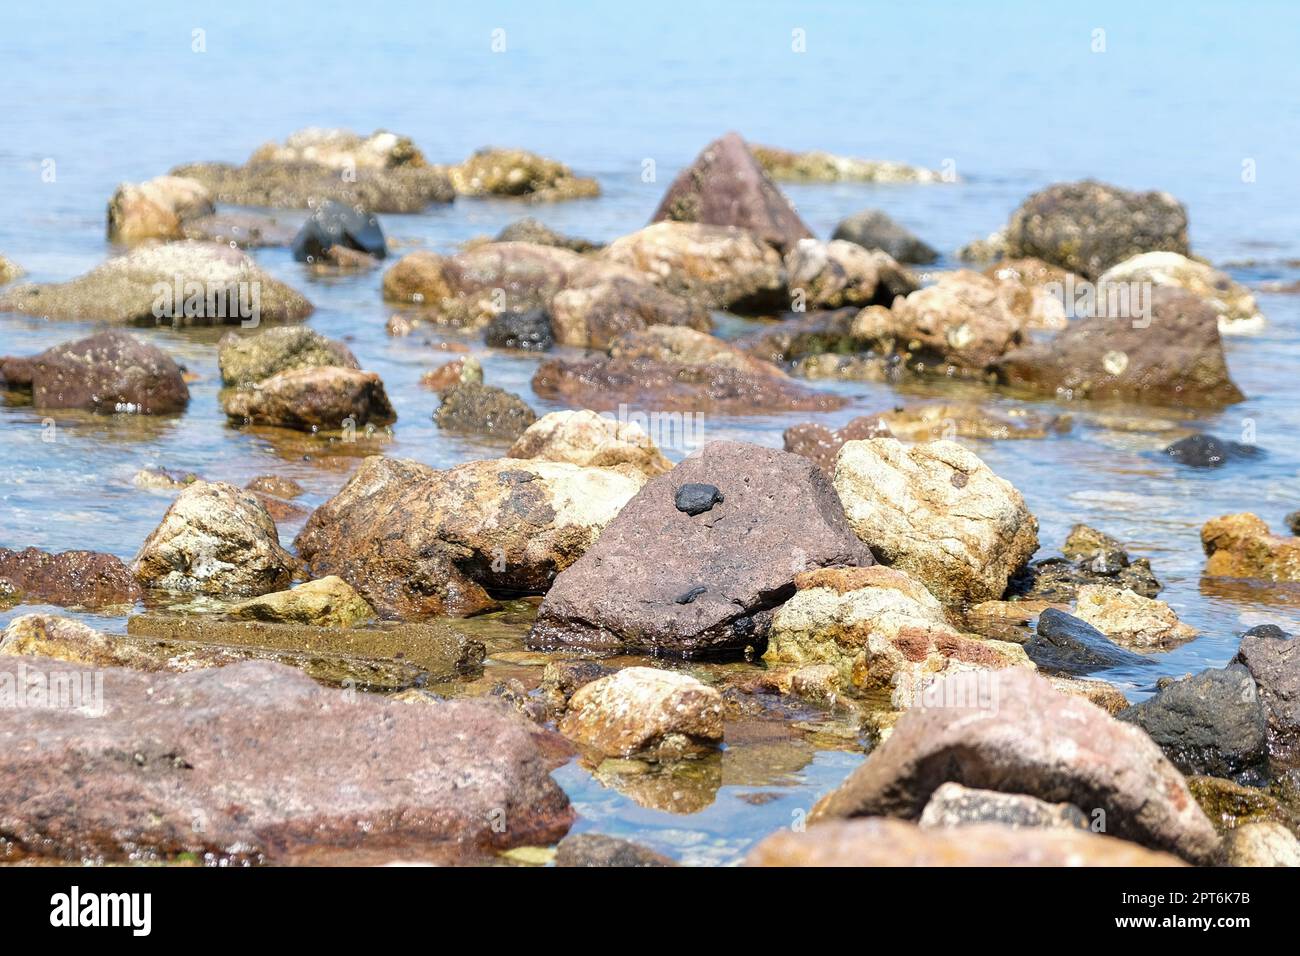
[675,483,724,515]
[675,586,707,605]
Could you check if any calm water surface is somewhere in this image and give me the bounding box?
[3,0,1300,863]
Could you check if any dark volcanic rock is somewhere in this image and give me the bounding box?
[1004,179,1191,279]
[1118,665,1269,780]
[811,669,1220,864]
[1164,433,1260,468]
[485,308,554,352]
[434,382,538,440]
[531,356,846,414]
[554,832,676,867]
[0,548,142,608]
[528,440,874,657]
[675,483,724,515]
[291,199,387,262]
[831,209,938,264]
[651,132,813,252]
[0,330,189,414]
[783,415,893,472]
[0,659,572,863]
[994,288,1243,408]
[1025,608,1155,676]
[1235,626,1300,749]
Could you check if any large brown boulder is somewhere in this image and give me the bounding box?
[811,669,1221,864]
[652,132,812,252]
[222,366,396,432]
[994,288,1244,407]
[528,441,874,657]
[0,330,189,414]
[0,658,572,863]
[295,455,645,619]
[1004,179,1191,279]
[0,548,142,608]
[746,818,1184,866]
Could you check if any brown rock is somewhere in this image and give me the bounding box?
[550,274,711,349]
[0,659,573,863]
[553,833,675,867]
[782,416,893,473]
[0,330,189,414]
[651,132,812,252]
[810,669,1220,864]
[1202,512,1300,582]
[0,547,141,608]
[746,818,1185,867]
[528,440,874,657]
[222,366,396,432]
[107,175,214,244]
[508,409,672,476]
[994,287,1244,408]
[559,667,724,760]
[434,381,537,440]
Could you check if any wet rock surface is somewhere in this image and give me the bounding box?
[0,330,189,414]
[528,440,874,657]
[553,832,676,867]
[291,199,387,262]
[811,669,1221,864]
[832,208,938,264]
[559,666,724,760]
[1165,433,1260,468]
[217,326,358,386]
[222,366,396,431]
[1073,585,1197,651]
[1118,665,1269,780]
[484,308,554,351]
[434,381,538,440]
[1202,513,1300,581]
[0,547,142,609]
[1024,608,1155,675]
[228,576,375,627]
[0,659,572,863]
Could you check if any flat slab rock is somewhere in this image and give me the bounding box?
[0,659,573,864]
[528,440,874,657]
[810,668,1220,864]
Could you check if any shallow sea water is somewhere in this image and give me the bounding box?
[3,0,1300,864]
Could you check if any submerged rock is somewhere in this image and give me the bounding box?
[295,455,644,619]
[132,480,295,597]
[1099,251,1264,335]
[1202,513,1300,582]
[763,565,1029,708]
[1164,433,1260,468]
[531,355,844,414]
[1024,608,1154,675]
[559,667,724,760]
[750,145,945,184]
[291,199,387,263]
[994,287,1243,408]
[746,818,1184,867]
[528,441,873,657]
[484,308,554,351]
[1007,525,1162,602]
[0,330,189,414]
[1118,665,1268,780]
[217,326,358,387]
[832,438,1038,606]
[651,132,812,252]
[223,366,396,432]
[1073,585,1196,651]
[0,658,573,863]
[599,221,786,312]
[508,409,672,476]
[450,147,599,202]
[811,669,1220,864]
[0,547,142,609]
[106,175,215,244]
[866,402,1065,442]
[0,241,313,325]
[832,209,938,264]
[1004,179,1191,279]
[434,382,537,440]
[553,833,675,867]
[228,576,375,627]
[919,782,1088,831]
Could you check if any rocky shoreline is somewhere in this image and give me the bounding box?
[1,127,1298,868]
